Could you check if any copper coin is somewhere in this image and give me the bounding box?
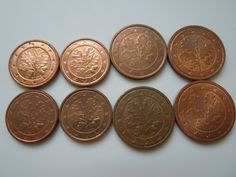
[110,24,167,79]
[60,39,110,86]
[114,87,174,149]
[175,81,235,142]
[59,88,112,141]
[9,40,59,88]
[6,91,58,143]
[168,25,225,80]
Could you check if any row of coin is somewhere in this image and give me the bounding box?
[8,24,225,88]
[6,81,235,149]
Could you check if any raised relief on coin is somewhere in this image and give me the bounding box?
[175,81,235,142]
[168,26,225,80]
[6,91,58,143]
[9,40,59,87]
[114,87,174,149]
[18,48,50,79]
[69,46,101,78]
[120,33,156,69]
[60,89,112,141]
[110,24,167,79]
[61,39,110,86]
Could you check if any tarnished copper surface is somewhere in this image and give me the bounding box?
[114,87,174,149]
[175,81,235,142]
[60,39,110,86]
[59,88,112,141]
[168,25,225,80]
[110,24,167,79]
[9,40,59,88]
[6,91,58,143]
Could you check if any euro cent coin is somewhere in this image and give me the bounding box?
[110,24,167,79]
[60,39,110,86]
[9,40,59,88]
[114,87,174,149]
[175,81,235,142]
[168,25,225,80]
[6,91,58,143]
[59,88,112,141]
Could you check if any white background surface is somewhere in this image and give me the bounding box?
[0,0,236,177]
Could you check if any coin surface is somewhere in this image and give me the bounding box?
[110,24,167,79]
[175,81,235,142]
[114,87,174,149]
[60,39,110,86]
[59,88,112,141]
[6,91,58,143]
[9,40,59,88]
[168,25,225,80]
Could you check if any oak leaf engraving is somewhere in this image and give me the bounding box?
[178,36,216,72]
[18,48,49,79]
[120,34,155,68]
[68,97,102,132]
[124,97,163,138]
[69,47,100,77]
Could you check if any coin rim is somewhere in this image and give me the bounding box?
[168,25,225,80]
[60,38,111,86]
[8,39,60,88]
[113,86,175,149]
[174,80,235,142]
[110,24,167,79]
[59,88,113,142]
[6,90,59,143]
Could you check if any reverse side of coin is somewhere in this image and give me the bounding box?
[6,91,58,143]
[60,88,112,141]
[110,24,167,79]
[60,39,110,86]
[9,40,59,88]
[175,81,235,142]
[168,25,225,80]
[114,87,174,149]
